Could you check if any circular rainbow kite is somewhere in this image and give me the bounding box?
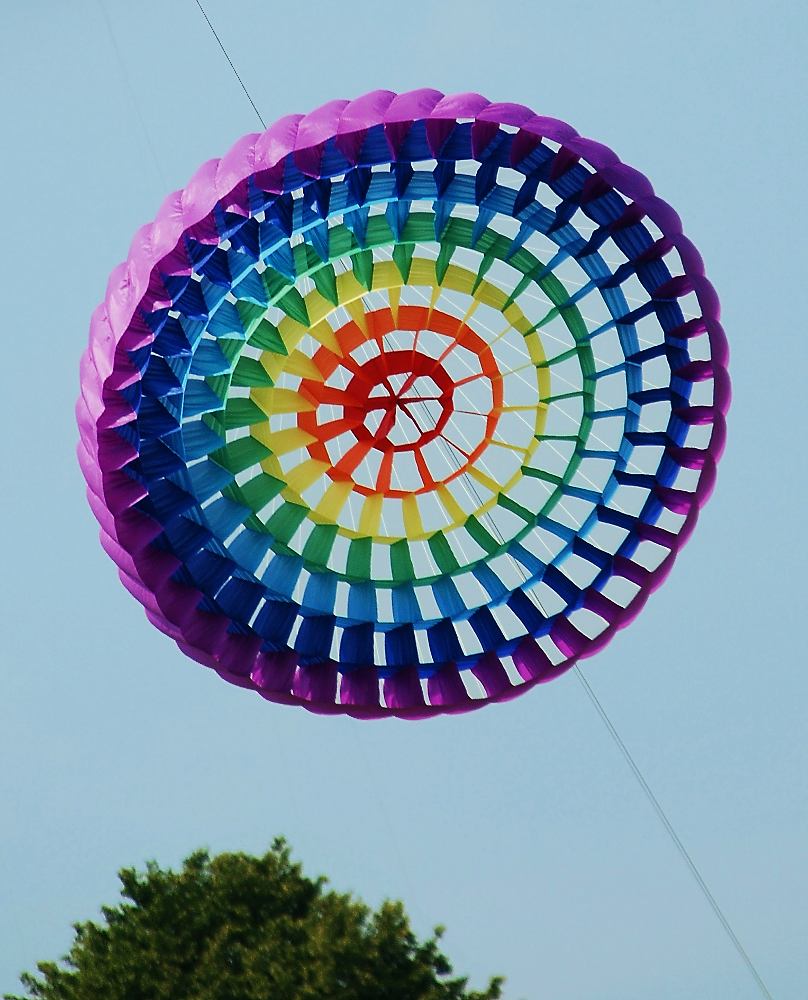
[77,89,729,718]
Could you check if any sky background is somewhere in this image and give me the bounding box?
[1,2,806,998]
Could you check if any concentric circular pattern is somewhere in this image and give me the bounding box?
[77,89,729,718]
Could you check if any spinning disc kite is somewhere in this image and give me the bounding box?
[78,89,729,718]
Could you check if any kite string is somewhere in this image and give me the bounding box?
[425,388,773,998]
[574,667,774,1000]
[96,0,167,187]
[399,332,773,998]
[192,0,266,128]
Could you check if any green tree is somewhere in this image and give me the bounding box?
[7,839,503,1000]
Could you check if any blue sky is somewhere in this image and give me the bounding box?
[1,2,806,997]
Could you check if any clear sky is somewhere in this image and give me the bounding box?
[1,2,806,997]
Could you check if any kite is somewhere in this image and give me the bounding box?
[77,89,729,718]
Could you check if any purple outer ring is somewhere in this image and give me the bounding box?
[77,88,730,719]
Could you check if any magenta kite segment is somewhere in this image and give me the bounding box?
[77,89,729,718]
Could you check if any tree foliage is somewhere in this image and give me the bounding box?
[7,839,503,1000]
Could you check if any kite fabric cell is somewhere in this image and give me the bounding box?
[77,89,729,719]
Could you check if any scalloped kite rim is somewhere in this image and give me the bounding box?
[77,87,730,719]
